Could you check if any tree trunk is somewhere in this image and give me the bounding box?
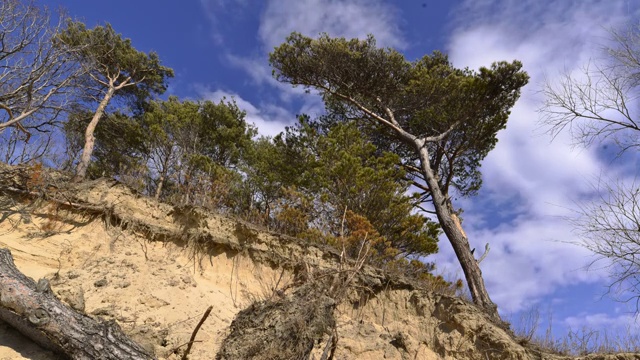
[72,86,116,183]
[0,248,155,360]
[154,150,172,200]
[417,145,500,321]
[154,174,165,199]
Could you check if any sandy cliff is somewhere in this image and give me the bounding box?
[0,166,638,360]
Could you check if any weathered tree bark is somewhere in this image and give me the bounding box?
[0,248,155,360]
[325,94,501,321]
[154,150,172,200]
[72,85,116,183]
[154,174,166,200]
[416,145,499,320]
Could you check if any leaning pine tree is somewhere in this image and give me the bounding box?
[57,21,173,182]
[269,33,529,321]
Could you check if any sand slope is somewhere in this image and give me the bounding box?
[0,204,290,359]
[1,176,639,360]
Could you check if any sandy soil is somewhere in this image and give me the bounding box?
[0,204,288,359]
[2,180,633,360]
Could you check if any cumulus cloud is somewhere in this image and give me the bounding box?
[563,312,639,332]
[258,0,404,51]
[435,0,639,313]
[197,87,293,137]
[200,0,401,132]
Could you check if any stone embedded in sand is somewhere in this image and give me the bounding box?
[57,286,85,312]
[94,278,108,287]
[137,294,169,309]
[91,306,115,317]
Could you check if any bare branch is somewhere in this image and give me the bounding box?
[0,0,81,136]
[571,177,640,308]
[320,87,420,147]
[541,23,640,309]
[540,27,640,153]
[477,243,490,265]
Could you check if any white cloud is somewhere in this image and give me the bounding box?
[223,53,308,102]
[196,0,640,317]
[436,0,640,313]
[200,0,406,131]
[563,312,639,332]
[199,0,249,24]
[222,54,326,122]
[223,54,274,87]
[259,0,404,52]
[197,87,293,137]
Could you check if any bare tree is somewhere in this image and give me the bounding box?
[0,127,54,164]
[0,0,80,141]
[540,22,640,307]
[570,177,640,309]
[541,23,640,155]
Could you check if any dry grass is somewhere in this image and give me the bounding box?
[511,306,640,355]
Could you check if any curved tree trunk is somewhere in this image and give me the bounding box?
[0,248,155,360]
[72,86,116,183]
[417,145,499,320]
[318,96,502,321]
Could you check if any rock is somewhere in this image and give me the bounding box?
[137,294,169,309]
[116,281,131,289]
[94,278,108,288]
[57,286,85,312]
[91,306,115,317]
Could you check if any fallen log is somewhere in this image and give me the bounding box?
[0,248,155,360]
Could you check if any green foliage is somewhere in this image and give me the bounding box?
[270,34,528,309]
[309,121,439,258]
[62,96,256,207]
[55,29,446,272]
[409,52,529,195]
[56,20,174,181]
[270,32,529,199]
[63,109,146,180]
[270,33,410,101]
[140,96,255,205]
[239,115,319,220]
[57,21,174,107]
[240,137,291,220]
[198,100,256,167]
[246,117,440,261]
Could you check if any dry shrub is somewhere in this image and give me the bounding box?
[207,173,234,209]
[327,211,384,259]
[116,162,148,194]
[512,306,640,355]
[382,258,463,296]
[8,163,68,236]
[238,208,269,229]
[272,186,313,237]
[247,267,292,304]
[25,162,45,189]
[38,202,65,234]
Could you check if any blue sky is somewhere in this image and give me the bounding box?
[43,0,640,338]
